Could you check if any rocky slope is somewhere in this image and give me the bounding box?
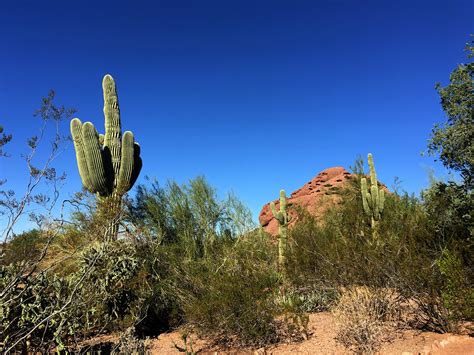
[259,167,355,236]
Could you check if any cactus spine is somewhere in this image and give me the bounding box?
[71,74,142,239]
[270,190,290,275]
[360,153,385,232]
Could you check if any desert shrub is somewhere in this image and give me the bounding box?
[177,230,284,347]
[286,189,437,291]
[0,229,47,266]
[128,176,255,258]
[75,240,145,331]
[72,236,188,338]
[112,327,151,354]
[0,236,179,352]
[173,332,196,354]
[127,176,306,346]
[158,228,308,348]
[0,264,80,352]
[332,286,401,354]
[1,175,287,350]
[422,181,473,241]
[283,286,339,313]
[285,178,473,332]
[2,176,270,351]
[421,181,474,324]
[436,248,474,321]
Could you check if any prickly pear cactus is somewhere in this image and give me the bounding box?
[270,189,290,274]
[360,153,385,232]
[71,74,142,239]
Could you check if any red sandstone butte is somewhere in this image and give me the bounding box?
[259,167,355,236]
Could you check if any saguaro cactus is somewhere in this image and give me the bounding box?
[71,74,142,239]
[360,153,384,232]
[270,190,290,274]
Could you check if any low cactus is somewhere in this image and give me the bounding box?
[71,74,142,239]
[270,189,290,274]
[360,153,384,232]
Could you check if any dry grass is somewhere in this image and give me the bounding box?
[332,286,402,354]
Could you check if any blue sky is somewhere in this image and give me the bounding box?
[1,0,472,232]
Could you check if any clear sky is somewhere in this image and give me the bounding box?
[1,0,472,232]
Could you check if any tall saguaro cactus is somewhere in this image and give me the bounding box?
[360,153,384,232]
[270,190,290,274]
[71,74,142,239]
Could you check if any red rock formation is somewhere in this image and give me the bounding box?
[259,167,355,236]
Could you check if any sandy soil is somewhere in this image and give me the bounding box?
[147,313,474,354]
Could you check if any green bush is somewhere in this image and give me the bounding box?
[128,176,255,257]
[286,189,438,292]
[1,176,288,351]
[285,179,472,331]
[0,264,78,352]
[0,229,47,266]
[422,181,473,241]
[0,236,181,352]
[283,286,339,313]
[436,248,474,321]
[175,230,284,347]
[3,171,472,352]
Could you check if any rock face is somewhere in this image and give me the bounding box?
[259,167,355,236]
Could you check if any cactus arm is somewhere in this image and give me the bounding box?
[371,184,379,218]
[279,190,287,212]
[117,131,135,194]
[379,189,385,213]
[270,202,284,224]
[70,118,93,191]
[363,180,373,210]
[368,153,378,186]
[270,201,278,217]
[366,191,373,209]
[129,142,142,188]
[280,190,290,224]
[360,177,371,216]
[102,74,122,188]
[82,122,109,195]
[369,153,384,219]
[270,190,289,225]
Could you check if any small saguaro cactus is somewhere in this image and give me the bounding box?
[360,153,385,232]
[270,189,290,274]
[71,74,142,239]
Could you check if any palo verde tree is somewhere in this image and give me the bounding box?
[428,38,473,189]
[0,125,12,158]
[425,37,473,240]
[71,74,142,239]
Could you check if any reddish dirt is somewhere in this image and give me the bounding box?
[147,312,474,354]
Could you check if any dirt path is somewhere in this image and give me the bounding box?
[148,313,474,354]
